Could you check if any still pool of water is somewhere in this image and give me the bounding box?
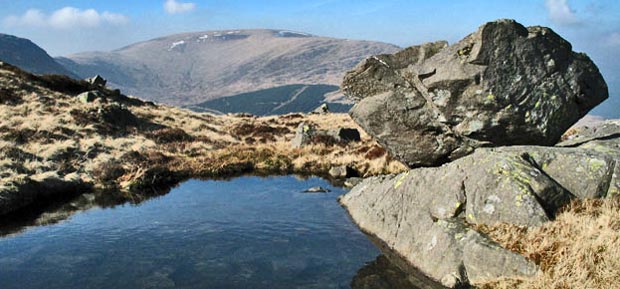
[0,176,381,289]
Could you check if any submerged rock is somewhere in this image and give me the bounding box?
[344,177,363,188]
[342,19,608,167]
[303,186,331,193]
[351,255,431,289]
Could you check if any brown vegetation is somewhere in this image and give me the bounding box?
[476,198,620,289]
[0,62,406,209]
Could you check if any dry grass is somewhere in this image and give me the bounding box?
[0,63,406,200]
[477,198,620,289]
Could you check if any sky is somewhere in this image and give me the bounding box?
[0,0,618,117]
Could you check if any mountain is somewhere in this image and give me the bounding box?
[0,34,76,77]
[187,84,352,115]
[57,29,400,106]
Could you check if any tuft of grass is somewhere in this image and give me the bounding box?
[145,127,194,144]
[0,87,21,105]
[477,198,620,289]
[92,160,126,187]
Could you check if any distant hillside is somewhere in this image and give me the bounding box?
[57,29,399,106]
[187,84,352,115]
[0,34,75,77]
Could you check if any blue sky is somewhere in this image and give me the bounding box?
[0,0,619,116]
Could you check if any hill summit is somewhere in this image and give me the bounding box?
[56,29,399,106]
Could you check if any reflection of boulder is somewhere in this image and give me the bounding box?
[351,255,426,289]
[343,19,608,168]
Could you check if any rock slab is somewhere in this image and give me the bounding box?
[340,124,620,287]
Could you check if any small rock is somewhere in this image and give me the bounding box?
[344,177,363,188]
[291,122,316,148]
[327,128,361,143]
[85,75,107,87]
[329,165,360,179]
[77,90,103,103]
[303,186,331,193]
[313,103,330,114]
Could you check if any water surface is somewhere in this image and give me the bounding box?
[0,176,381,289]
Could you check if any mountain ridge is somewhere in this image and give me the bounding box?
[57,29,400,105]
[0,33,76,77]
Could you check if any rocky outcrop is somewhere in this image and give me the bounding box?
[340,19,614,286]
[342,19,608,167]
[291,122,361,148]
[341,123,620,287]
[85,75,107,87]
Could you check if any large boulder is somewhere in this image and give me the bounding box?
[340,127,620,287]
[342,19,608,167]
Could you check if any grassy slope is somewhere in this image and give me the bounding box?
[0,62,406,214]
[188,84,352,115]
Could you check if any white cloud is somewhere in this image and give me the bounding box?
[607,32,620,47]
[545,0,580,25]
[3,7,129,30]
[164,0,196,14]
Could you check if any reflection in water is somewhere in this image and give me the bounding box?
[0,176,380,289]
[351,255,422,289]
[0,184,173,237]
[0,175,443,289]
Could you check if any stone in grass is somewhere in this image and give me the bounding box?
[329,165,360,179]
[77,90,103,103]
